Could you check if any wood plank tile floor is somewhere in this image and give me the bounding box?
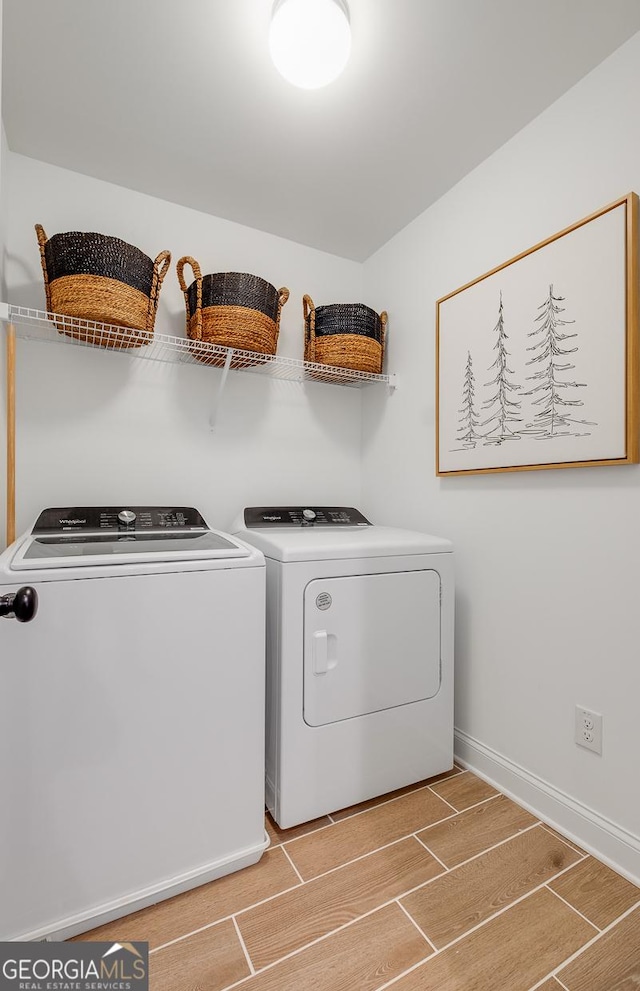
[76,768,640,991]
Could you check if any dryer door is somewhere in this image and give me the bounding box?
[303,569,441,727]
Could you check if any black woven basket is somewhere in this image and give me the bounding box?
[186,272,282,321]
[303,296,387,375]
[315,303,385,342]
[42,232,157,292]
[177,258,289,367]
[36,225,171,348]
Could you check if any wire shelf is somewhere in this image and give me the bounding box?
[3,304,394,389]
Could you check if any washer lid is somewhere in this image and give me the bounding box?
[10,506,251,570]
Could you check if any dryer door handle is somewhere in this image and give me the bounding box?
[312,631,328,675]
[312,630,338,675]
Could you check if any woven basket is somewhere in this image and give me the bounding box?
[36,225,171,348]
[177,257,289,368]
[303,295,387,377]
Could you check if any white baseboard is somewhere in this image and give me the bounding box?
[455,729,640,887]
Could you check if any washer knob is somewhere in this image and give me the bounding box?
[118,510,136,526]
[302,508,317,522]
[0,586,38,623]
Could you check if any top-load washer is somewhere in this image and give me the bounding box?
[233,506,454,828]
[0,506,266,941]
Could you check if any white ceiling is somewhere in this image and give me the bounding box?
[3,0,640,261]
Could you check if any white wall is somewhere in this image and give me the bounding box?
[0,124,8,299]
[0,0,7,548]
[363,32,640,881]
[2,153,365,540]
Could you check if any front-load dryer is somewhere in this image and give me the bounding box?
[0,506,266,941]
[233,506,454,828]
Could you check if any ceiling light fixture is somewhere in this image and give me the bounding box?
[269,0,351,90]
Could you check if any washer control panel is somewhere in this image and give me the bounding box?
[33,507,208,534]
[243,506,371,528]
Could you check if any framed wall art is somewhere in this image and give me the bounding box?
[436,192,639,476]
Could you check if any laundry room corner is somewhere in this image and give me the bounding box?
[361,31,640,883]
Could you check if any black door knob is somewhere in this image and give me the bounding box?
[0,586,38,623]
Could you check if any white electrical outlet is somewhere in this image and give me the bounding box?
[575,706,603,754]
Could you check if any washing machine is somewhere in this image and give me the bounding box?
[233,506,454,828]
[0,506,266,941]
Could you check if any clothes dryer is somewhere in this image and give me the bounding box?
[233,506,454,828]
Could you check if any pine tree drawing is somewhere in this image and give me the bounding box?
[520,283,594,438]
[481,291,522,444]
[456,351,482,447]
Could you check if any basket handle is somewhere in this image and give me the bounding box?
[34,224,52,313]
[176,256,203,341]
[380,311,388,367]
[272,286,290,347]
[146,249,172,333]
[302,294,316,359]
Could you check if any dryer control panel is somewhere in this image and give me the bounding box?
[243,506,371,527]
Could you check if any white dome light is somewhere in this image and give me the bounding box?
[269,0,351,90]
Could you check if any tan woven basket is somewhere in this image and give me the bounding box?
[303,295,387,377]
[177,257,289,368]
[36,225,171,348]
